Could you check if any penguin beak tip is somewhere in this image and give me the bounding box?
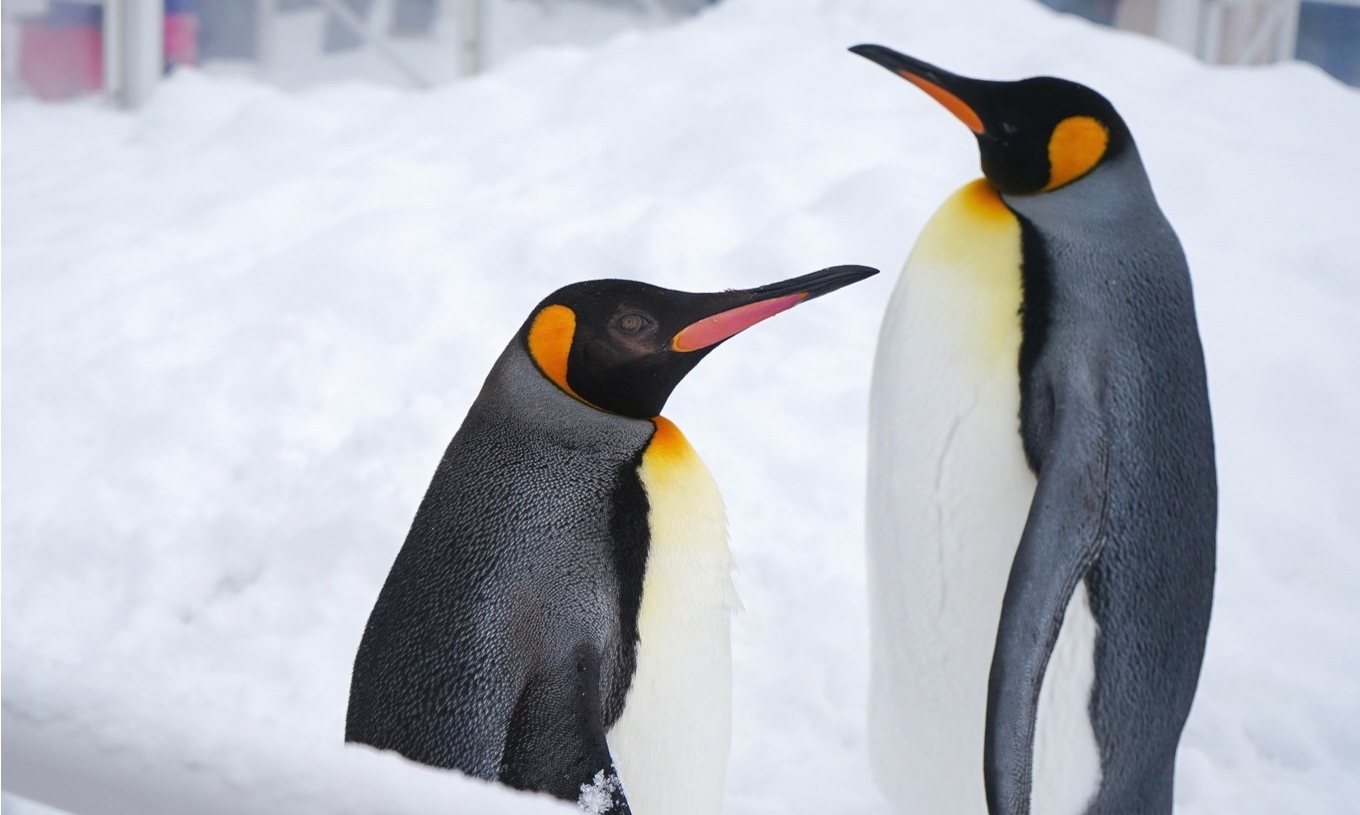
[801,264,881,300]
[848,43,898,70]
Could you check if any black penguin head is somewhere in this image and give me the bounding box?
[850,45,1132,195]
[520,265,878,419]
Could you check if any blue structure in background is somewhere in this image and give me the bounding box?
[1297,1,1360,85]
[1037,0,1121,24]
[1036,0,1360,87]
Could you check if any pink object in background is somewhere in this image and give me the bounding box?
[18,6,198,102]
[163,11,198,68]
[18,18,102,101]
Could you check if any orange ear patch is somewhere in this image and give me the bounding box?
[527,304,582,399]
[899,71,984,134]
[1044,116,1109,191]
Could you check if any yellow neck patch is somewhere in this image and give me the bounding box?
[646,416,694,465]
[527,304,585,401]
[957,177,1013,222]
[1044,116,1108,191]
[905,178,1024,370]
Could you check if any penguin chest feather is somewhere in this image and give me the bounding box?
[607,417,735,815]
[867,180,1100,815]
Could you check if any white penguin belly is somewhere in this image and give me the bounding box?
[866,180,1100,815]
[607,417,735,815]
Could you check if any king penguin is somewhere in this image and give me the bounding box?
[346,264,877,814]
[850,46,1216,815]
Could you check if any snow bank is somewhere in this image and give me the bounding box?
[4,0,1358,812]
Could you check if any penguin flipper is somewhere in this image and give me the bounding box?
[498,644,631,814]
[984,405,1109,815]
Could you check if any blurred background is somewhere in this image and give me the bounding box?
[2,0,1357,106]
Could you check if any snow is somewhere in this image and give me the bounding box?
[577,771,624,815]
[4,0,1359,812]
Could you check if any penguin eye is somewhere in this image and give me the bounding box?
[615,313,652,334]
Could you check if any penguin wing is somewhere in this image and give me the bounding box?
[983,397,1110,815]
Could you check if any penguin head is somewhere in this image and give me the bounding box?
[520,265,878,419]
[850,45,1132,195]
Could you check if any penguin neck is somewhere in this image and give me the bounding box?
[478,341,654,445]
[1001,145,1168,471]
[1002,146,1157,230]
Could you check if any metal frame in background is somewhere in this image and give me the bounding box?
[102,0,484,108]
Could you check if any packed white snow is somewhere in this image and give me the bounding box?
[4,0,1358,813]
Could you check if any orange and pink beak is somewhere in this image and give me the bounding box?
[670,265,877,352]
[849,45,989,135]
